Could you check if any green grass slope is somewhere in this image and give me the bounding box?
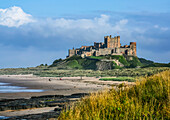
[50,55,169,70]
[99,77,135,82]
[143,63,170,68]
[139,58,170,68]
[50,56,98,70]
[50,55,143,70]
[138,58,154,65]
[58,70,170,120]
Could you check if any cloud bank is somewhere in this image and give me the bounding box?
[0,6,169,68]
[0,6,35,27]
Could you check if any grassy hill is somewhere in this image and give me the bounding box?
[138,58,154,65]
[50,55,143,70]
[50,56,99,70]
[50,55,170,70]
[138,58,170,68]
[58,70,170,120]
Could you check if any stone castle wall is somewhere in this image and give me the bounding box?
[68,35,136,58]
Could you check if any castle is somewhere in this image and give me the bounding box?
[68,35,136,58]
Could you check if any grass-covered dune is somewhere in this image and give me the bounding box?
[58,70,170,120]
[0,67,169,78]
[99,77,135,82]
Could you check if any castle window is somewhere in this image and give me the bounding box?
[111,49,114,53]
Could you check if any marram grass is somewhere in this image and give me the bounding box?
[58,70,170,120]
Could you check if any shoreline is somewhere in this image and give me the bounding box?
[0,74,135,100]
[0,74,135,119]
[0,75,109,100]
[0,93,89,119]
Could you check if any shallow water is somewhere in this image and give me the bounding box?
[0,82,44,93]
[0,116,10,119]
[0,83,9,85]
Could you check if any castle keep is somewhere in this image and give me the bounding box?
[68,35,136,58]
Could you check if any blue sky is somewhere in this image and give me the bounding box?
[0,0,170,68]
[0,0,170,16]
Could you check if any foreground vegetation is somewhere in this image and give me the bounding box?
[0,67,169,78]
[58,70,170,120]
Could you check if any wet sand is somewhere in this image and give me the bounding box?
[0,107,57,117]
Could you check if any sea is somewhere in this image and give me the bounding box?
[0,82,44,93]
[0,116,10,119]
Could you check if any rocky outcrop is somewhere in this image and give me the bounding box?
[0,93,89,120]
[96,61,112,70]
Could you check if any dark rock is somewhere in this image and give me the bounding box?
[66,93,89,98]
[54,107,62,111]
[0,93,89,119]
[7,111,61,120]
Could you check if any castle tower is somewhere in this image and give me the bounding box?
[104,35,121,48]
[113,36,120,48]
[104,36,111,48]
[113,36,117,48]
[117,36,120,48]
[68,49,75,57]
[130,42,136,56]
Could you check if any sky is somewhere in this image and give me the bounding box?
[0,0,170,68]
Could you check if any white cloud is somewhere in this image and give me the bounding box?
[29,14,128,41]
[113,19,128,32]
[0,7,129,41]
[0,6,35,27]
[160,27,169,31]
[154,25,159,28]
[154,25,169,31]
[118,19,128,25]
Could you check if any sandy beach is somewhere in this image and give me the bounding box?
[0,74,135,118]
[0,74,136,100]
[0,75,105,99]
